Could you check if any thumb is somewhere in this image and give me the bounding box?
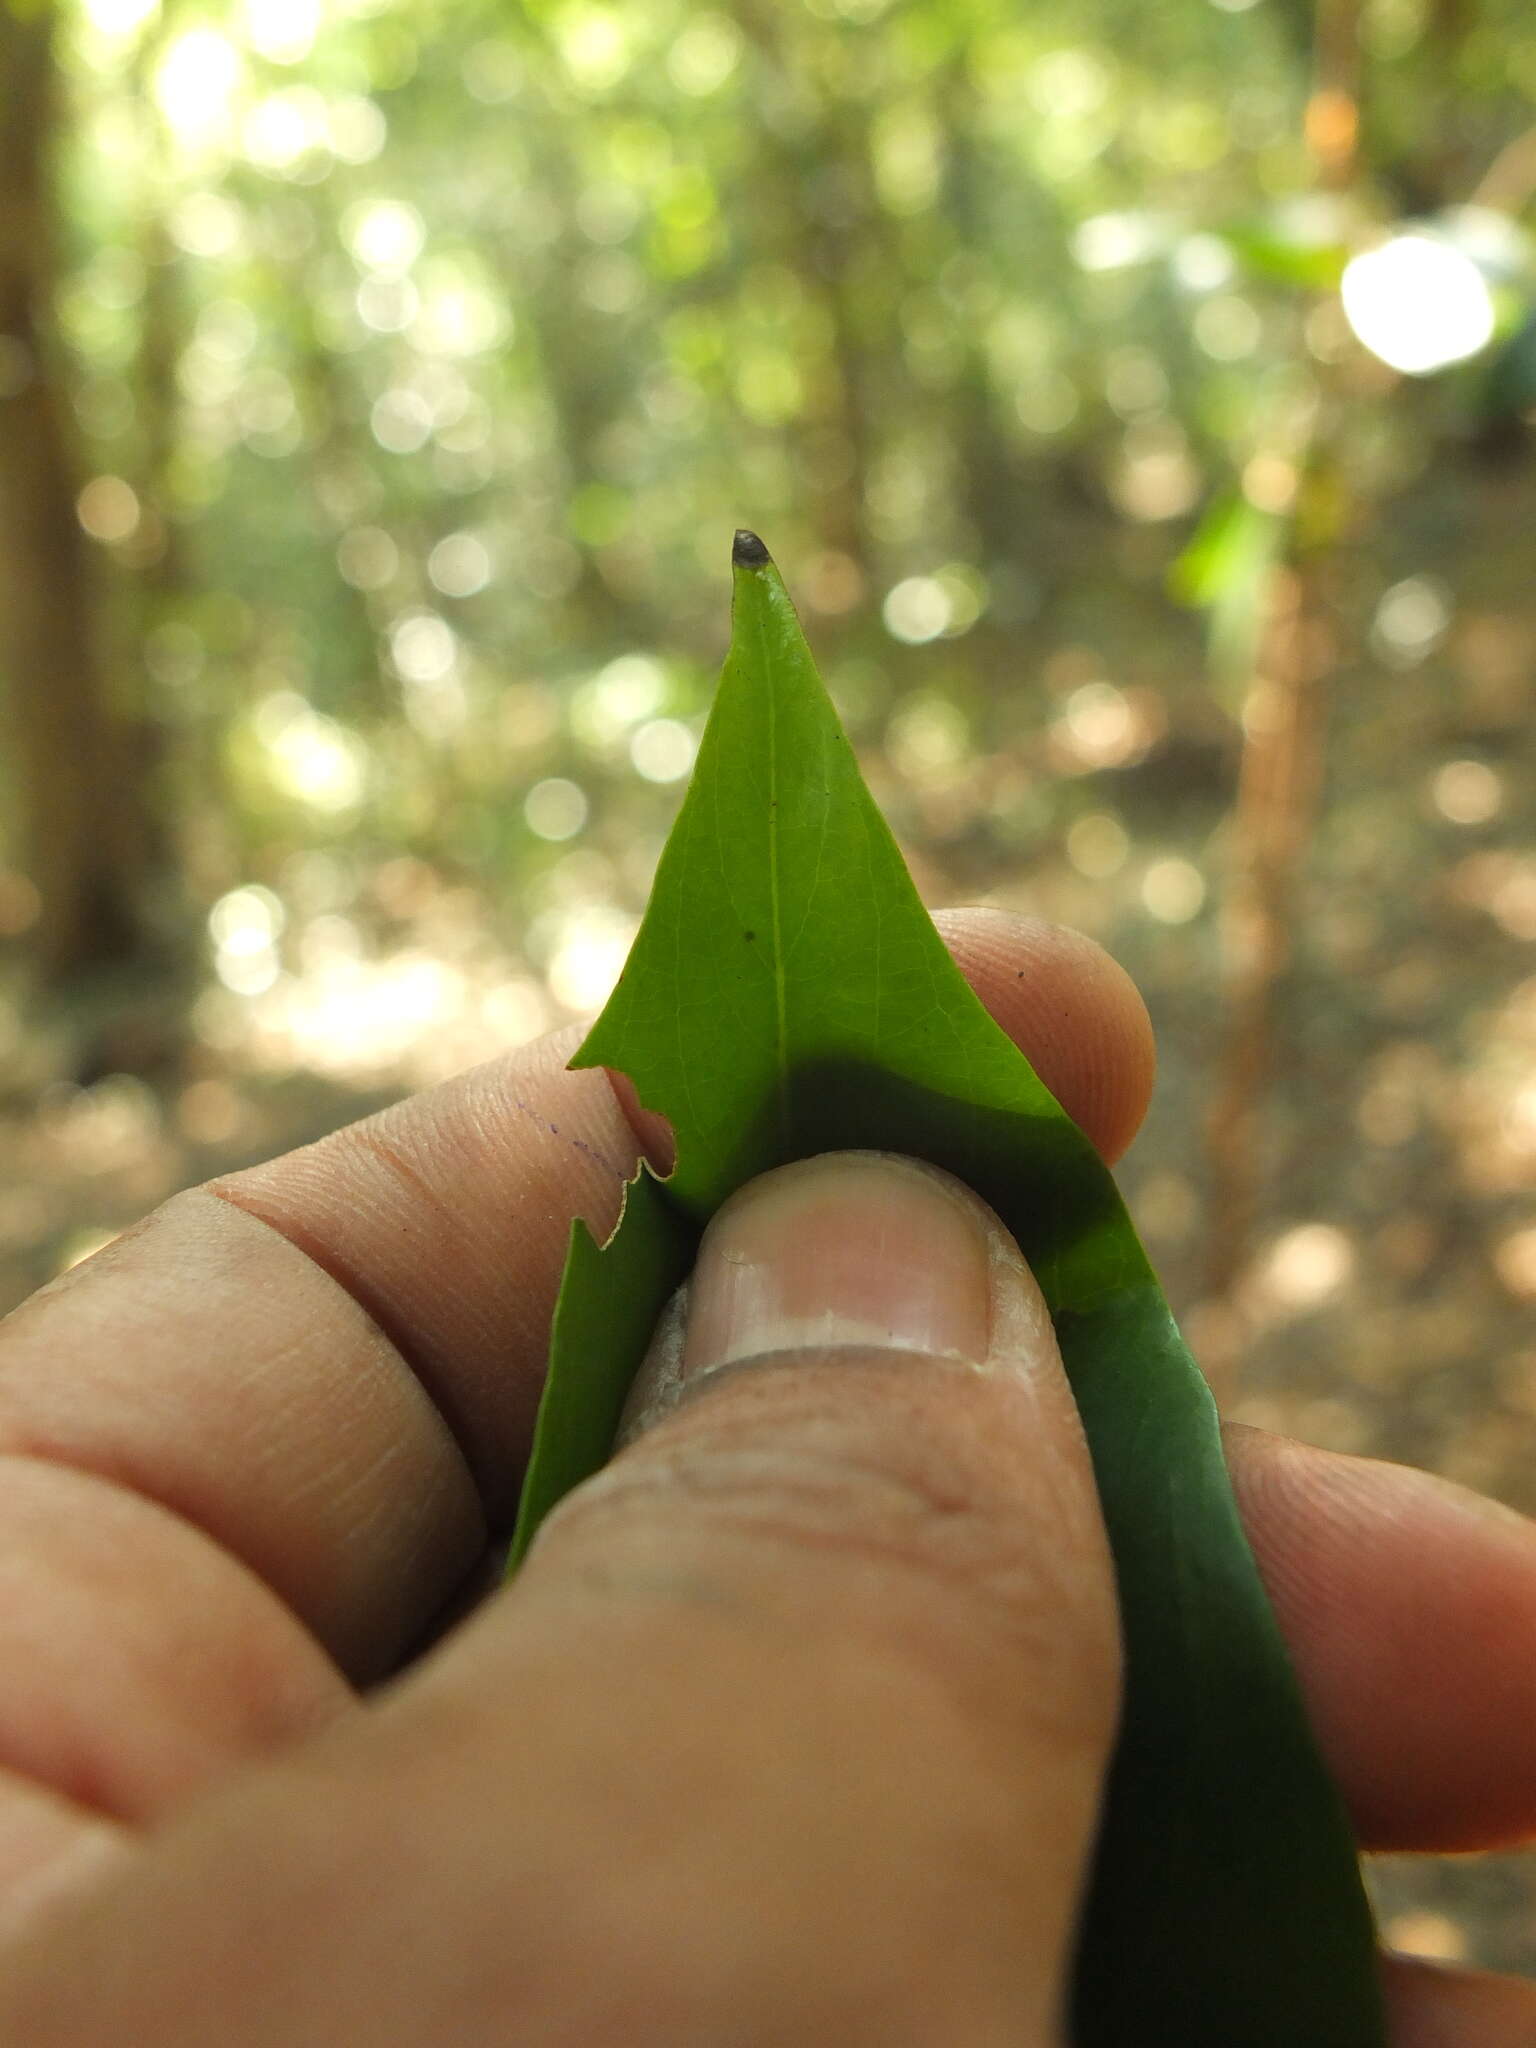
[517,1148,1122,2041]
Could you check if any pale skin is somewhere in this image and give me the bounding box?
[0,906,1533,2044]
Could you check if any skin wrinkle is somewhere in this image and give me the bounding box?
[549,1458,1095,1698]
[207,1177,490,1502]
[318,1432,448,1587]
[536,1341,1117,1754]
[201,1047,651,1546]
[0,1190,482,1681]
[1225,1423,1536,1852]
[0,1209,162,1333]
[0,1456,350,1818]
[222,1199,504,1500]
[0,1773,129,1954]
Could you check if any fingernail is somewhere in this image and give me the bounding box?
[617,1153,1054,1443]
[685,1150,1039,1375]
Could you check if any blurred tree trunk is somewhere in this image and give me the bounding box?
[1202,567,1330,1311]
[0,0,154,985]
[939,62,1031,574]
[1200,0,1360,1356]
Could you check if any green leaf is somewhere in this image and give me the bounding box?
[509,1166,695,1560]
[1171,488,1285,694]
[1224,224,1348,293]
[1480,304,1536,421]
[510,533,1385,2046]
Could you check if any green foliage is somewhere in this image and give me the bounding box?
[1171,489,1284,693]
[9,0,1530,955]
[1225,222,1348,294]
[511,1166,693,1556]
[511,539,1385,2046]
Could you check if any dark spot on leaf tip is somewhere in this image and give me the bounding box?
[732,529,771,567]
[743,929,756,941]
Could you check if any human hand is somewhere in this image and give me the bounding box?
[0,908,1531,2045]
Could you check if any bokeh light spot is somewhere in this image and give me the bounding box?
[1257,1223,1356,1310]
[1067,812,1130,878]
[1373,577,1450,666]
[525,778,589,842]
[546,907,637,1010]
[1431,760,1502,826]
[882,576,951,644]
[1141,857,1206,923]
[668,14,741,95]
[1342,234,1496,375]
[629,718,697,783]
[428,531,493,598]
[77,475,141,544]
[337,526,399,590]
[210,885,285,995]
[344,199,426,274]
[1495,1227,1536,1301]
[155,30,242,147]
[389,611,457,684]
[370,387,434,454]
[241,0,319,66]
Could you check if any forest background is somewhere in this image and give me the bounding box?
[2,0,1535,1970]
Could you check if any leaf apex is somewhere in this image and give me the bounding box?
[731,528,772,568]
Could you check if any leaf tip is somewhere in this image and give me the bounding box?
[731,527,772,569]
